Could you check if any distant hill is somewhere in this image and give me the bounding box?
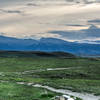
[0,35,100,56]
[0,51,75,58]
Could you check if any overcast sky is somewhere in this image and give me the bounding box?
[0,0,100,42]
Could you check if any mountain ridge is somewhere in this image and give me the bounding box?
[0,35,100,56]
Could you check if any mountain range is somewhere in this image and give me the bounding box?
[0,35,100,56]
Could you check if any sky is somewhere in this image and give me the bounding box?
[0,0,100,42]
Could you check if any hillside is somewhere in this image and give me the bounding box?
[0,51,75,58]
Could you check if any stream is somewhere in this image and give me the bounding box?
[22,67,80,74]
[17,82,100,100]
[33,84,100,100]
[1,67,100,100]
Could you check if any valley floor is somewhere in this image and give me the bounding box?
[0,57,100,100]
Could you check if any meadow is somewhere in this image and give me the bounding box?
[0,55,100,100]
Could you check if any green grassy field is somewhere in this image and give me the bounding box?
[0,82,57,100]
[0,56,100,99]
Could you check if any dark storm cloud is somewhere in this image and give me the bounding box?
[49,25,100,40]
[0,9,22,14]
[88,19,100,23]
[65,24,85,27]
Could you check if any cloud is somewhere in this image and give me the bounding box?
[29,33,61,39]
[88,19,100,23]
[26,3,39,7]
[65,24,85,27]
[0,0,100,42]
[49,25,100,41]
[0,9,22,14]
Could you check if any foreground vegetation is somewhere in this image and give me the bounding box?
[0,82,57,100]
[0,55,100,99]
